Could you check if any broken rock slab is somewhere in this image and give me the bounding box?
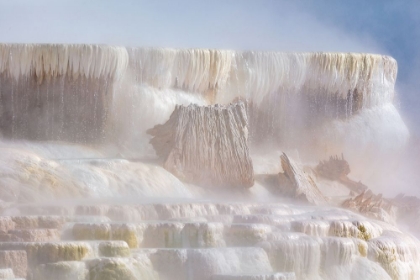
[278,153,326,205]
[147,102,254,188]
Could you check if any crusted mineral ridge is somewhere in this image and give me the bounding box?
[342,190,396,224]
[278,153,326,205]
[148,102,254,188]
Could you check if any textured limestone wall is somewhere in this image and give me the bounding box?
[0,44,401,147]
[0,44,126,142]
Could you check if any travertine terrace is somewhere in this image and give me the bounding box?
[0,43,416,280]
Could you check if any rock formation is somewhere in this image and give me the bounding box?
[278,153,326,205]
[315,154,350,180]
[147,102,254,188]
[315,155,368,193]
[0,44,408,164]
[0,43,416,280]
[342,190,396,224]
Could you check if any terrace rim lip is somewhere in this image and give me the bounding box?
[0,42,396,57]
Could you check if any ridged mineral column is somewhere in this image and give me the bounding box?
[147,102,254,188]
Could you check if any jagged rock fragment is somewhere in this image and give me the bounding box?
[342,191,396,224]
[315,154,350,180]
[278,153,326,205]
[315,155,367,193]
[147,102,254,188]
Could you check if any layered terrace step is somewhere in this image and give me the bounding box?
[0,229,60,242]
[10,216,67,230]
[0,242,92,267]
[0,240,134,269]
[33,261,88,280]
[145,247,274,280]
[0,201,417,280]
[72,222,226,248]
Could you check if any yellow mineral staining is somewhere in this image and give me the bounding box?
[72,223,111,241]
[98,241,130,257]
[89,258,136,280]
[355,240,368,257]
[226,224,271,246]
[130,50,397,109]
[128,48,233,93]
[368,233,420,280]
[374,243,400,280]
[33,261,88,280]
[72,223,140,248]
[111,224,139,248]
[329,220,382,241]
[0,44,397,110]
[0,242,91,266]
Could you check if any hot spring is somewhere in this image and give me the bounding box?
[0,43,417,280]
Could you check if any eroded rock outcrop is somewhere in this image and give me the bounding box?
[278,153,326,205]
[342,190,396,224]
[147,102,254,188]
[315,155,368,193]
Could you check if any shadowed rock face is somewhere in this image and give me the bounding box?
[0,44,408,163]
[0,74,112,142]
[0,44,126,143]
[315,154,350,180]
[147,102,254,188]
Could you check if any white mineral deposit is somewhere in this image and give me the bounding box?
[0,43,417,280]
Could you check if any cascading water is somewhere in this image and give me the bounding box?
[0,43,416,280]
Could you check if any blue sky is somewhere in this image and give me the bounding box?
[0,0,419,133]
